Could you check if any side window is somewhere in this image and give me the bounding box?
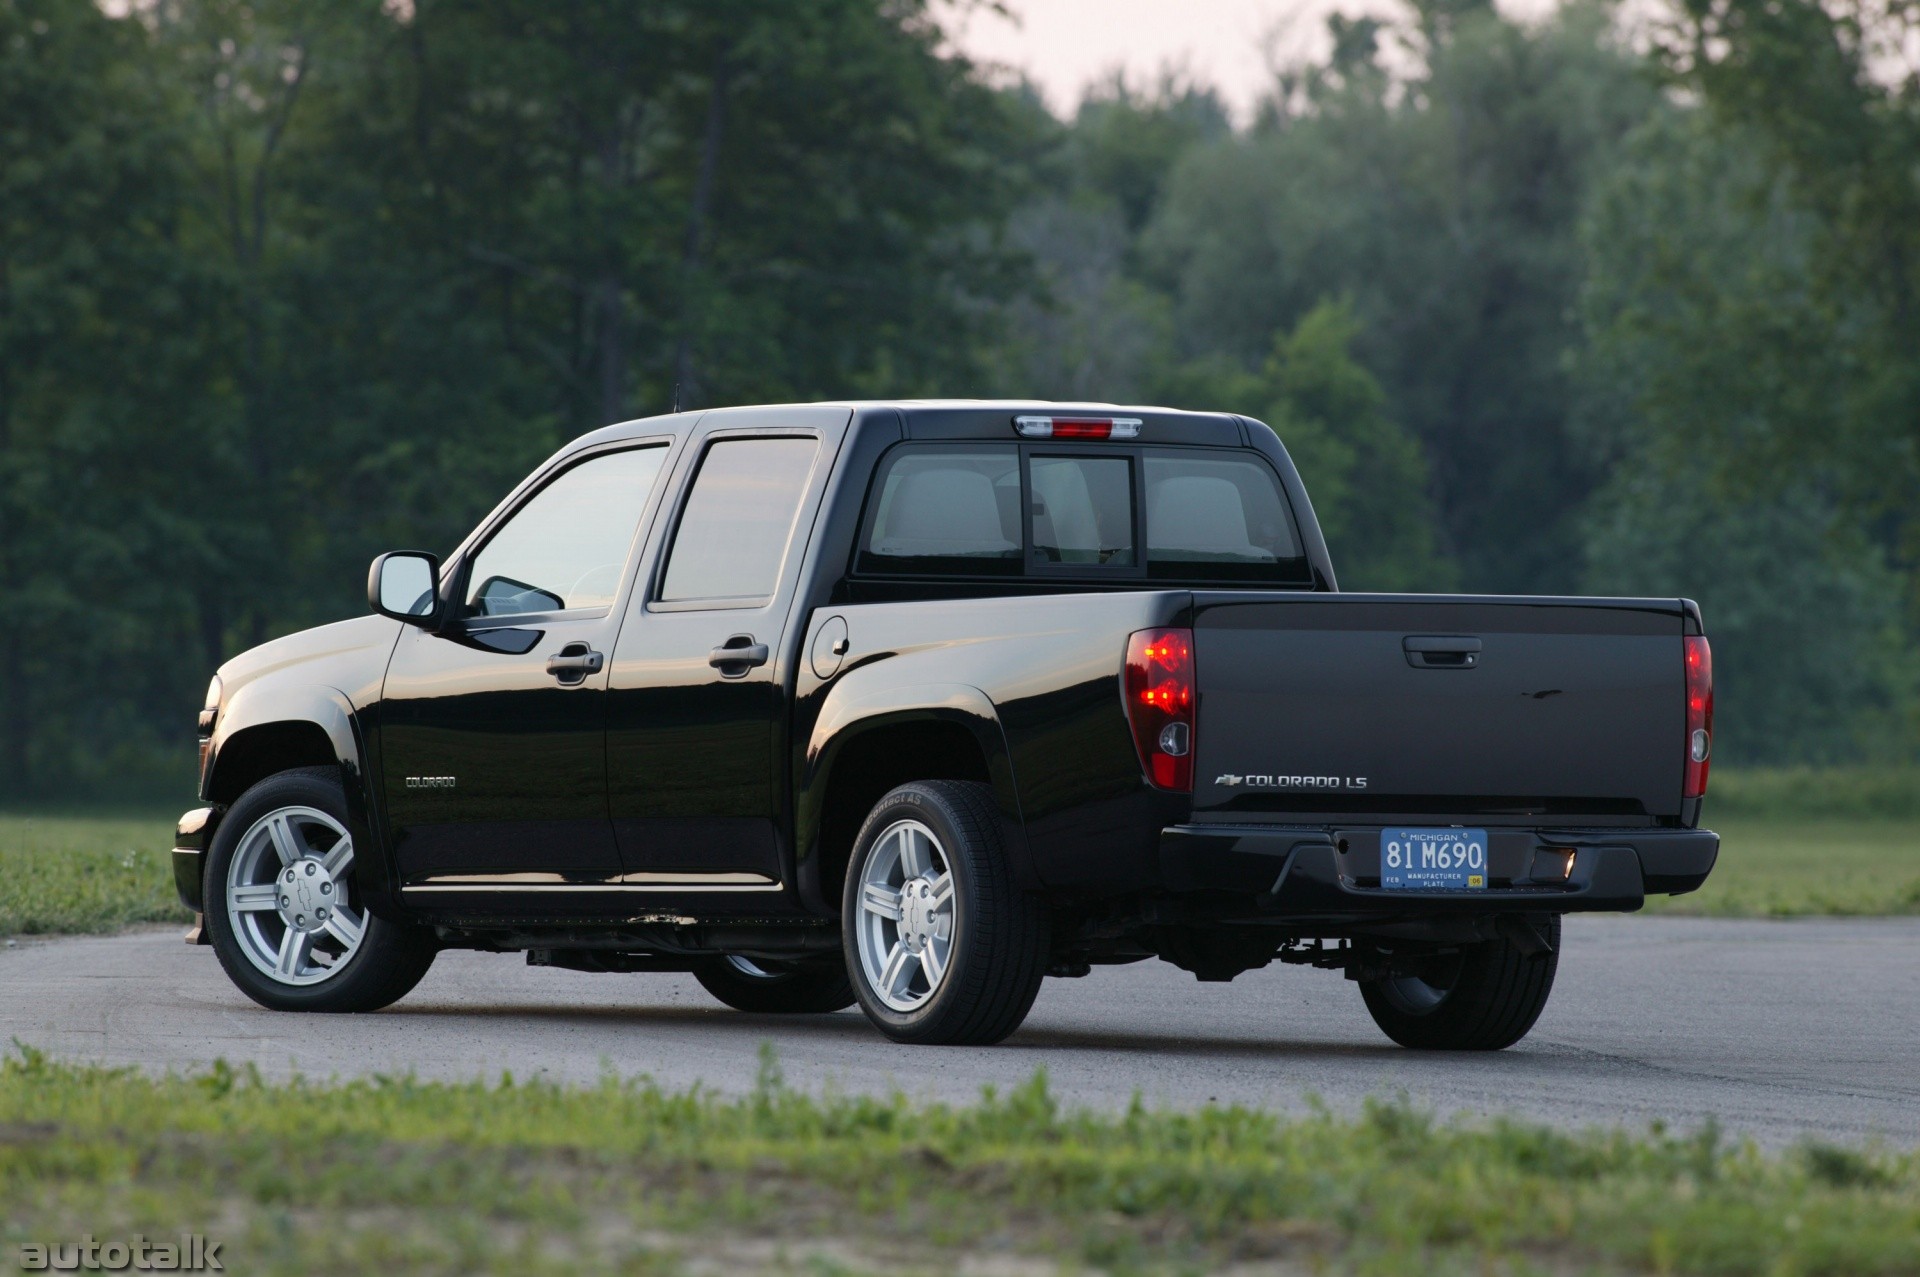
[659,437,819,604]
[859,446,1021,575]
[1031,455,1134,566]
[466,445,668,617]
[1144,452,1308,582]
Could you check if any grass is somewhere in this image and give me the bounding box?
[0,1045,1915,1276]
[1644,817,1920,917]
[0,767,1915,937]
[1640,764,1920,917]
[0,812,185,937]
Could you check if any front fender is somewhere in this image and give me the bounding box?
[798,680,1032,899]
[208,681,360,783]
[203,683,399,919]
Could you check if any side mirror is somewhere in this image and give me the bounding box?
[368,551,441,626]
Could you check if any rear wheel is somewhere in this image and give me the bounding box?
[1359,918,1560,1050]
[205,768,437,1013]
[691,955,855,1014]
[842,781,1048,1045]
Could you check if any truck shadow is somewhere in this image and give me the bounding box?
[380,1000,1427,1062]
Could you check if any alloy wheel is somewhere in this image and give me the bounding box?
[854,818,956,1013]
[224,806,366,986]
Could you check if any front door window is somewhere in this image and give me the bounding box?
[466,446,668,617]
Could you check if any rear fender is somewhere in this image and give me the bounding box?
[797,681,1029,913]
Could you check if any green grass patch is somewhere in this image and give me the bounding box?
[1645,816,1920,917]
[0,1046,1914,1275]
[0,812,185,937]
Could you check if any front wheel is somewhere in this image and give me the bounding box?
[691,955,855,1014]
[1358,917,1560,1050]
[842,781,1048,1045]
[204,768,437,1013]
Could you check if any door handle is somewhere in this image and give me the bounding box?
[709,634,770,677]
[1403,635,1481,669]
[546,642,605,685]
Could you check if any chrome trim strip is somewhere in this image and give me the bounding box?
[615,872,776,885]
[401,881,784,894]
[409,871,779,889]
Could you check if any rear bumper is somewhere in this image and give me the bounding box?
[1159,824,1718,916]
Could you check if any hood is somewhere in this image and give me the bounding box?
[216,613,404,710]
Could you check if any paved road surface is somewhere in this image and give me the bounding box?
[3,916,1914,1147]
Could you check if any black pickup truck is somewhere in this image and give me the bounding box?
[175,401,1717,1049]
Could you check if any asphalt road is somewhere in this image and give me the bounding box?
[3,916,1915,1147]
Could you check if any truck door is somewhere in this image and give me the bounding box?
[377,441,673,888]
[604,406,847,888]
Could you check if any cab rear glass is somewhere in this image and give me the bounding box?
[855,444,1311,585]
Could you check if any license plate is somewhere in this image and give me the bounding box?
[1381,827,1488,890]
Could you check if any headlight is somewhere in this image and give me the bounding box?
[198,676,222,790]
[199,676,222,736]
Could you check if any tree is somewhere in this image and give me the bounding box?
[1657,0,1920,608]
[1148,301,1453,591]
[1146,1,1660,593]
[1575,108,1920,763]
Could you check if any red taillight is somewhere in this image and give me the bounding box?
[1013,415,1142,440]
[1684,635,1713,799]
[1125,627,1195,791]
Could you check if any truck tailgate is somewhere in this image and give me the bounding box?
[1190,594,1689,821]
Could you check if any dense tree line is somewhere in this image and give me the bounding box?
[2,0,1914,798]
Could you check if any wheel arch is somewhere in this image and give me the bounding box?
[796,684,1028,915]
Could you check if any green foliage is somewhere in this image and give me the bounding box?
[1145,1,1658,594]
[1149,301,1453,591]
[1657,0,1920,583]
[1709,766,1920,821]
[2,1049,1917,1274]
[6,0,1920,790]
[1584,475,1916,764]
[0,0,1039,799]
[1257,302,1453,592]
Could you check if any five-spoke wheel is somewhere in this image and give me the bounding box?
[225,806,367,986]
[854,818,956,1012]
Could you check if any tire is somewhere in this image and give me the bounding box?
[841,781,1048,1045]
[204,767,437,1013]
[691,955,856,1014]
[1358,916,1560,1050]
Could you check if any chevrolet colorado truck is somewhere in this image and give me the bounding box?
[175,401,1718,1048]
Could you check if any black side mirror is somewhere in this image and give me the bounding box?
[368,551,441,626]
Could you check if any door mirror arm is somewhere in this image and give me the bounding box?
[368,551,443,628]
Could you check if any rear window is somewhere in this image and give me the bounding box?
[1144,453,1304,581]
[858,444,1310,584]
[1033,455,1134,566]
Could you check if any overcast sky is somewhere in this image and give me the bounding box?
[941,0,1561,120]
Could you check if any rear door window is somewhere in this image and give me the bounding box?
[660,437,819,604]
